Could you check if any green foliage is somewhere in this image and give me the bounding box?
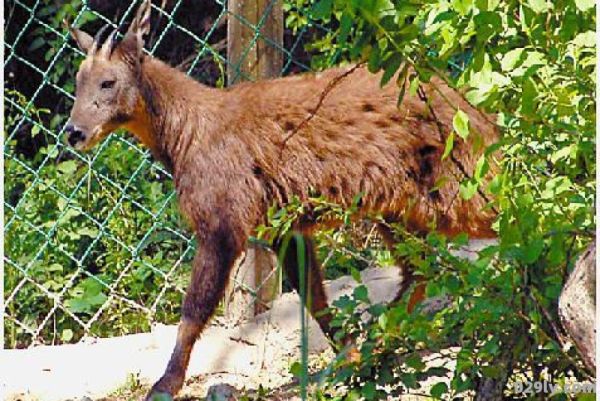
[278,0,595,399]
[256,194,381,282]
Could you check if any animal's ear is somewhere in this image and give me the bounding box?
[119,0,152,63]
[127,0,152,38]
[65,21,94,53]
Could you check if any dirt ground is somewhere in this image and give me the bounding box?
[6,242,498,401]
[96,350,336,401]
[4,267,413,401]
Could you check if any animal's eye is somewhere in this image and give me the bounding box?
[101,80,116,89]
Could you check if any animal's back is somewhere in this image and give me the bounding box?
[223,65,498,237]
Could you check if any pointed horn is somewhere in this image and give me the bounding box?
[108,17,128,55]
[99,29,119,58]
[90,24,110,55]
[109,28,120,54]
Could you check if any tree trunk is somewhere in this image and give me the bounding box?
[558,240,596,374]
[474,341,514,401]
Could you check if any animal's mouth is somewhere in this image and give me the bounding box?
[69,126,110,151]
[67,129,86,148]
[72,139,92,151]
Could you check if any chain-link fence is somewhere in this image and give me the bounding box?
[4,0,331,349]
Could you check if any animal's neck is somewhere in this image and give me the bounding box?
[125,56,220,173]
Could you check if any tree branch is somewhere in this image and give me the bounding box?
[279,63,364,150]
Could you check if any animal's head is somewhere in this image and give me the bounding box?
[65,0,151,151]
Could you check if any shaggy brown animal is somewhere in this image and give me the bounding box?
[65,1,498,399]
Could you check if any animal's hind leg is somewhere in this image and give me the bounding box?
[376,223,426,313]
[146,224,245,400]
[276,233,334,340]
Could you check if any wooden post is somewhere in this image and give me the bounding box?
[227,0,283,84]
[224,0,283,321]
[225,244,281,323]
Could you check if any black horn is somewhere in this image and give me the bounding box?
[90,24,111,55]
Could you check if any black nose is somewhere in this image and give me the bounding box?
[65,124,85,146]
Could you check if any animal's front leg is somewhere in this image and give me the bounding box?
[147,318,201,398]
[146,226,244,400]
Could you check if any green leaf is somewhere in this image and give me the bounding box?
[31,125,41,137]
[28,37,45,52]
[380,54,403,87]
[350,266,362,283]
[487,174,502,195]
[405,354,426,370]
[345,389,361,401]
[48,263,63,272]
[550,144,575,164]
[527,0,550,13]
[426,281,441,297]
[430,382,449,398]
[400,372,418,388]
[289,361,302,377]
[66,298,90,314]
[353,285,369,303]
[522,236,544,263]
[452,0,473,15]
[459,180,478,200]
[310,0,333,19]
[58,160,78,175]
[573,31,596,48]
[338,13,353,44]
[442,131,455,160]
[86,292,108,306]
[362,382,376,400]
[575,0,595,12]
[61,329,74,342]
[358,0,394,20]
[452,232,469,246]
[432,177,450,195]
[481,365,502,378]
[521,51,546,69]
[453,109,470,139]
[521,77,537,117]
[501,48,525,71]
[409,74,420,97]
[367,43,381,73]
[466,85,494,105]
[378,313,387,330]
[77,227,99,238]
[474,155,489,182]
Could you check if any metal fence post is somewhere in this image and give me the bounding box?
[225,0,283,321]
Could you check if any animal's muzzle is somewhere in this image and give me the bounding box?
[65,124,86,147]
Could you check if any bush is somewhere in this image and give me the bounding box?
[278,0,595,399]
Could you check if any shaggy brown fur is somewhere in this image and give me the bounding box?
[66,2,498,399]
